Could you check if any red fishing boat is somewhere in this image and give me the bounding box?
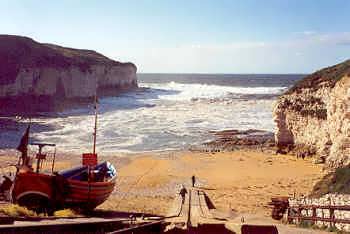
[10,95,117,213]
[12,150,117,212]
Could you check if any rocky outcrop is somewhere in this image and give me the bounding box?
[274,60,350,167]
[196,129,275,153]
[0,35,137,113]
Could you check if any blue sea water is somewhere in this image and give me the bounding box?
[1,74,304,153]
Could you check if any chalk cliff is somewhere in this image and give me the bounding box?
[0,35,137,113]
[274,60,350,168]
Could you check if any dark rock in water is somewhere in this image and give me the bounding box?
[195,127,332,162]
[195,129,276,153]
[0,35,138,115]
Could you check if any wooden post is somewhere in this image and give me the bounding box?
[330,208,334,228]
[92,93,98,155]
[322,208,325,227]
[312,206,316,225]
[51,147,57,173]
[186,189,192,228]
[297,206,302,225]
[36,145,43,173]
[287,207,291,223]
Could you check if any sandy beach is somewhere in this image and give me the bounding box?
[96,150,324,218]
[0,148,325,218]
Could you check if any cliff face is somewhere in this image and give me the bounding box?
[0,35,137,113]
[274,60,350,168]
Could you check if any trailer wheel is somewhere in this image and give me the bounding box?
[271,205,288,220]
[17,194,54,215]
[272,207,283,220]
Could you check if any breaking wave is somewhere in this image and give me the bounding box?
[140,81,287,101]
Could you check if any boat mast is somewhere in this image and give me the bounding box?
[93,90,98,155]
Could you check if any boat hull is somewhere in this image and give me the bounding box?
[12,172,53,210]
[11,170,116,211]
[64,178,116,209]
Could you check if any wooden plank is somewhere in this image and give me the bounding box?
[0,217,128,233]
[288,215,350,224]
[108,221,162,234]
[189,188,200,227]
[198,190,213,219]
[165,185,229,232]
[165,188,190,226]
[166,193,184,218]
[290,205,350,210]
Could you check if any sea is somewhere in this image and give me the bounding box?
[0,74,304,154]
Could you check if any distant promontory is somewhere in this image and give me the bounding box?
[0,35,137,114]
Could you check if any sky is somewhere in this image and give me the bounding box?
[1,0,350,73]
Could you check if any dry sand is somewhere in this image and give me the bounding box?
[0,149,327,233]
[99,150,324,218]
[0,149,324,217]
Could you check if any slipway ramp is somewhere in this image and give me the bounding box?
[164,186,234,233]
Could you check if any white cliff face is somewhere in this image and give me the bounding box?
[327,76,350,167]
[0,64,137,99]
[0,35,138,107]
[97,64,137,90]
[274,75,350,168]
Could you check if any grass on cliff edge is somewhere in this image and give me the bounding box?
[311,166,350,197]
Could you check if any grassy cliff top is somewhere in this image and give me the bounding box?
[286,59,350,94]
[0,35,136,85]
[311,166,350,197]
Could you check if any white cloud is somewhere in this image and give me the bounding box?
[106,32,350,73]
[320,32,350,46]
[293,32,350,46]
[295,31,317,36]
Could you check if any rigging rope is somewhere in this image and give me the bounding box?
[115,161,159,211]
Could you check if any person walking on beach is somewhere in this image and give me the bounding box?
[191,175,196,187]
[179,185,187,204]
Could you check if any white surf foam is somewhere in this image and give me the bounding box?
[140,81,286,101]
[29,81,283,153]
